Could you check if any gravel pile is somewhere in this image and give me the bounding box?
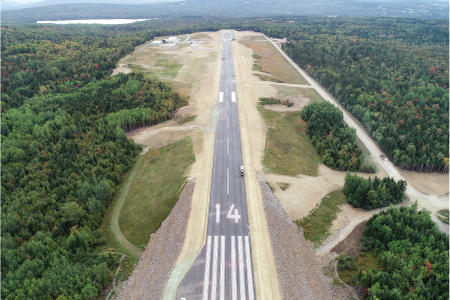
[116,180,195,300]
[258,174,335,300]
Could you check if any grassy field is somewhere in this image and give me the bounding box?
[259,104,321,176]
[116,137,195,250]
[437,209,449,224]
[239,37,307,84]
[296,191,347,246]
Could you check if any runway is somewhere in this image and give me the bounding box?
[176,30,256,300]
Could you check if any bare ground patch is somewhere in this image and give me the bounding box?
[331,221,366,257]
[402,171,449,196]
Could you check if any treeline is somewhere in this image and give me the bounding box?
[343,172,407,210]
[281,19,449,172]
[302,101,376,172]
[1,23,187,299]
[358,204,449,299]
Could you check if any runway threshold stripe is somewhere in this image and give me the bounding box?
[231,236,237,300]
[219,92,224,102]
[211,236,219,300]
[231,92,236,102]
[203,236,212,300]
[220,236,225,300]
[245,236,255,300]
[238,236,246,300]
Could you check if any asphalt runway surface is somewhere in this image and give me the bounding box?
[176,30,256,300]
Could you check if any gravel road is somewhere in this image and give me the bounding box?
[116,180,195,300]
[258,174,335,300]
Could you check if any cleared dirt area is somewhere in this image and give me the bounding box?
[265,164,387,221]
[331,221,366,257]
[402,171,449,196]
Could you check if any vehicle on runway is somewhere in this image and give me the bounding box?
[240,166,244,176]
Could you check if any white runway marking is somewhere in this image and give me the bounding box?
[219,92,224,102]
[245,236,255,300]
[203,236,212,300]
[227,138,229,156]
[211,236,219,300]
[220,236,225,300]
[227,168,229,195]
[231,236,237,300]
[231,92,236,102]
[238,236,246,300]
[215,204,220,224]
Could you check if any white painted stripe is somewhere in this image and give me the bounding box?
[231,236,237,300]
[203,236,212,300]
[227,138,229,156]
[227,168,229,195]
[215,204,220,224]
[219,92,224,102]
[220,236,225,300]
[231,91,236,102]
[211,236,219,300]
[238,236,246,300]
[245,236,255,300]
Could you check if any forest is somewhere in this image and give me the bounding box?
[343,172,407,210]
[301,101,375,172]
[358,204,449,299]
[1,23,197,299]
[281,18,449,172]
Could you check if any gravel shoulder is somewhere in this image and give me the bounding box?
[258,174,336,299]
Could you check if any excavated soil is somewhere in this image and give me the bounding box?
[331,221,367,257]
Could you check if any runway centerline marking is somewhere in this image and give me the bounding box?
[227,138,229,156]
[227,168,229,195]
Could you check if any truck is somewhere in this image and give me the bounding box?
[240,166,244,176]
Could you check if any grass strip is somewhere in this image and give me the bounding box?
[259,104,321,176]
[437,209,449,224]
[296,191,347,246]
[118,136,195,250]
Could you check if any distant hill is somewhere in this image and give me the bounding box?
[1,0,448,22]
[0,0,180,10]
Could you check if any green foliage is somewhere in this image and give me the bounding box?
[259,97,293,107]
[343,172,407,210]
[357,204,449,299]
[302,101,374,172]
[1,24,186,299]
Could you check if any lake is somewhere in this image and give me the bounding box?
[37,19,151,25]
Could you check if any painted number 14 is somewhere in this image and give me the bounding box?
[215,204,241,224]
